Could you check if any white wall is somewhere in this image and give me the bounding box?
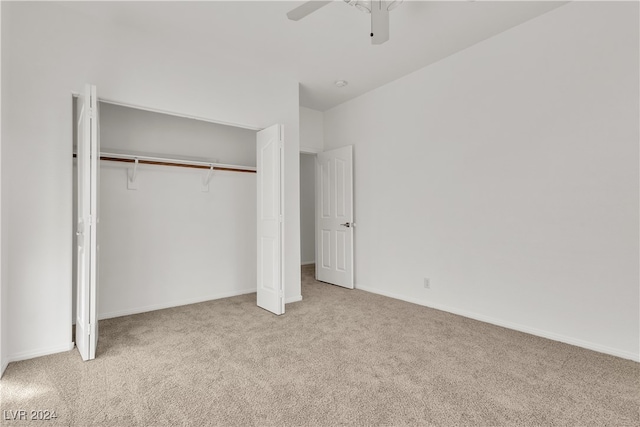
[324,2,639,360]
[300,107,324,153]
[2,2,300,362]
[99,165,256,318]
[300,154,316,265]
[99,102,257,165]
[73,103,257,320]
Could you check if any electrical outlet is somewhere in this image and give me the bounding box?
[424,278,430,289]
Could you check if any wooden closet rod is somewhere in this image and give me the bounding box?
[73,153,257,174]
[101,156,256,173]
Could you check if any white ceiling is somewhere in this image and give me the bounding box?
[58,1,566,111]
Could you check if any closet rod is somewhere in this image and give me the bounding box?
[73,152,257,174]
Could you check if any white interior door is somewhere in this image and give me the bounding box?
[256,124,284,315]
[316,145,354,288]
[76,83,99,360]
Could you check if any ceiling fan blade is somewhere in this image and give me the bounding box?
[371,0,390,45]
[287,1,332,21]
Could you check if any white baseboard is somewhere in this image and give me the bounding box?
[355,284,639,362]
[286,295,303,304]
[7,342,75,365]
[98,288,256,320]
[1,359,8,379]
[301,261,315,266]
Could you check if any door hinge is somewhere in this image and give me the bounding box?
[87,108,95,119]
[279,214,283,223]
[87,324,91,335]
[279,290,284,298]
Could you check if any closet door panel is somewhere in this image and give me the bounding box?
[75,83,99,361]
[256,124,284,315]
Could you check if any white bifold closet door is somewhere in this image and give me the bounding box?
[316,145,354,289]
[76,83,100,361]
[256,124,285,315]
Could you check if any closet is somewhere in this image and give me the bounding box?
[72,85,285,360]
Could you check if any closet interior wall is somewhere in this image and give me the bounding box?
[73,101,257,321]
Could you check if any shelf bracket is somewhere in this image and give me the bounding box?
[202,165,214,192]
[127,158,139,190]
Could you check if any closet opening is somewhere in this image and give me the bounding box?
[72,96,260,358]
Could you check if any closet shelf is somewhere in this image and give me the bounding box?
[74,152,257,174]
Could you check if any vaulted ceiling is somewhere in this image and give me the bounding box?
[57,1,566,111]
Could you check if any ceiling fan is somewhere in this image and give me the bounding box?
[286,0,403,45]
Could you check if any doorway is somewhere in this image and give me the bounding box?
[300,153,316,268]
[300,146,354,289]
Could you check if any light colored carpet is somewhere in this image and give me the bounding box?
[1,265,638,426]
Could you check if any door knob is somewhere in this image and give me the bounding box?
[340,222,351,228]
